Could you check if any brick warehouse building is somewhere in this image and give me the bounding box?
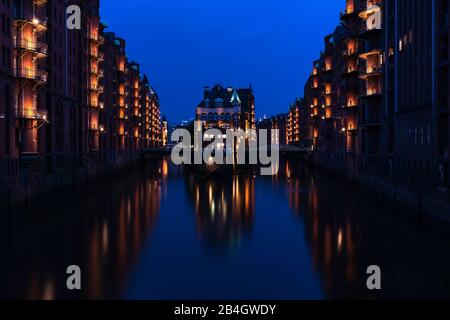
[289,0,450,191]
[0,0,162,206]
[258,113,288,146]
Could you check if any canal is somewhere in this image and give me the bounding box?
[1,157,450,300]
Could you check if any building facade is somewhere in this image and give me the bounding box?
[258,113,288,146]
[293,0,450,191]
[287,99,302,145]
[0,0,162,207]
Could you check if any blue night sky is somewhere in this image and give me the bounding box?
[100,0,343,124]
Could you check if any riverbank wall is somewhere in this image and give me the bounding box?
[0,152,164,210]
[286,152,450,224]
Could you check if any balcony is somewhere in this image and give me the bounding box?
[88,33,100,43]
[360,87,382,99]
[14,16,48,33]
[90,67,99,75]
[31,17,48,33]
[359,49,382,60]
[342,65,358,76]
[16,108,48,121]
[90,50,99,59]
[360,23,382,37]
[340,7,357,20]
[14,67,48,82]
[359,1,382,18]
[359,64,382,79]
[14,37,48,58]
[323,65,333,73]
[346,100,358,108]
[343,48,358,57]
[33,0,48,6]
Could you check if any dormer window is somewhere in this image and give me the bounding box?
[205,99,210,107]
[215,98,224,107]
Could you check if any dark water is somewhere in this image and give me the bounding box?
[1,157,450,300]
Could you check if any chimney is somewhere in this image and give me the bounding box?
[204,86,210,98]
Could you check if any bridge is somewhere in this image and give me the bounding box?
[142,145,313,156]
[141,147,173,155]
[279,145,313,155]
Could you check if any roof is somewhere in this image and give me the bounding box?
[196,85,234,109]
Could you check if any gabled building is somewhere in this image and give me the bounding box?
[196,84,255,131]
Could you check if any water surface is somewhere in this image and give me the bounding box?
[1,157,449,299]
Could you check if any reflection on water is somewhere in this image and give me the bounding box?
[186,173,255,250]
[1,157,450,299]
[0,159,165,299]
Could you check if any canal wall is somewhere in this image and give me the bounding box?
[298,152,450,224]
[0,152,162,210]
